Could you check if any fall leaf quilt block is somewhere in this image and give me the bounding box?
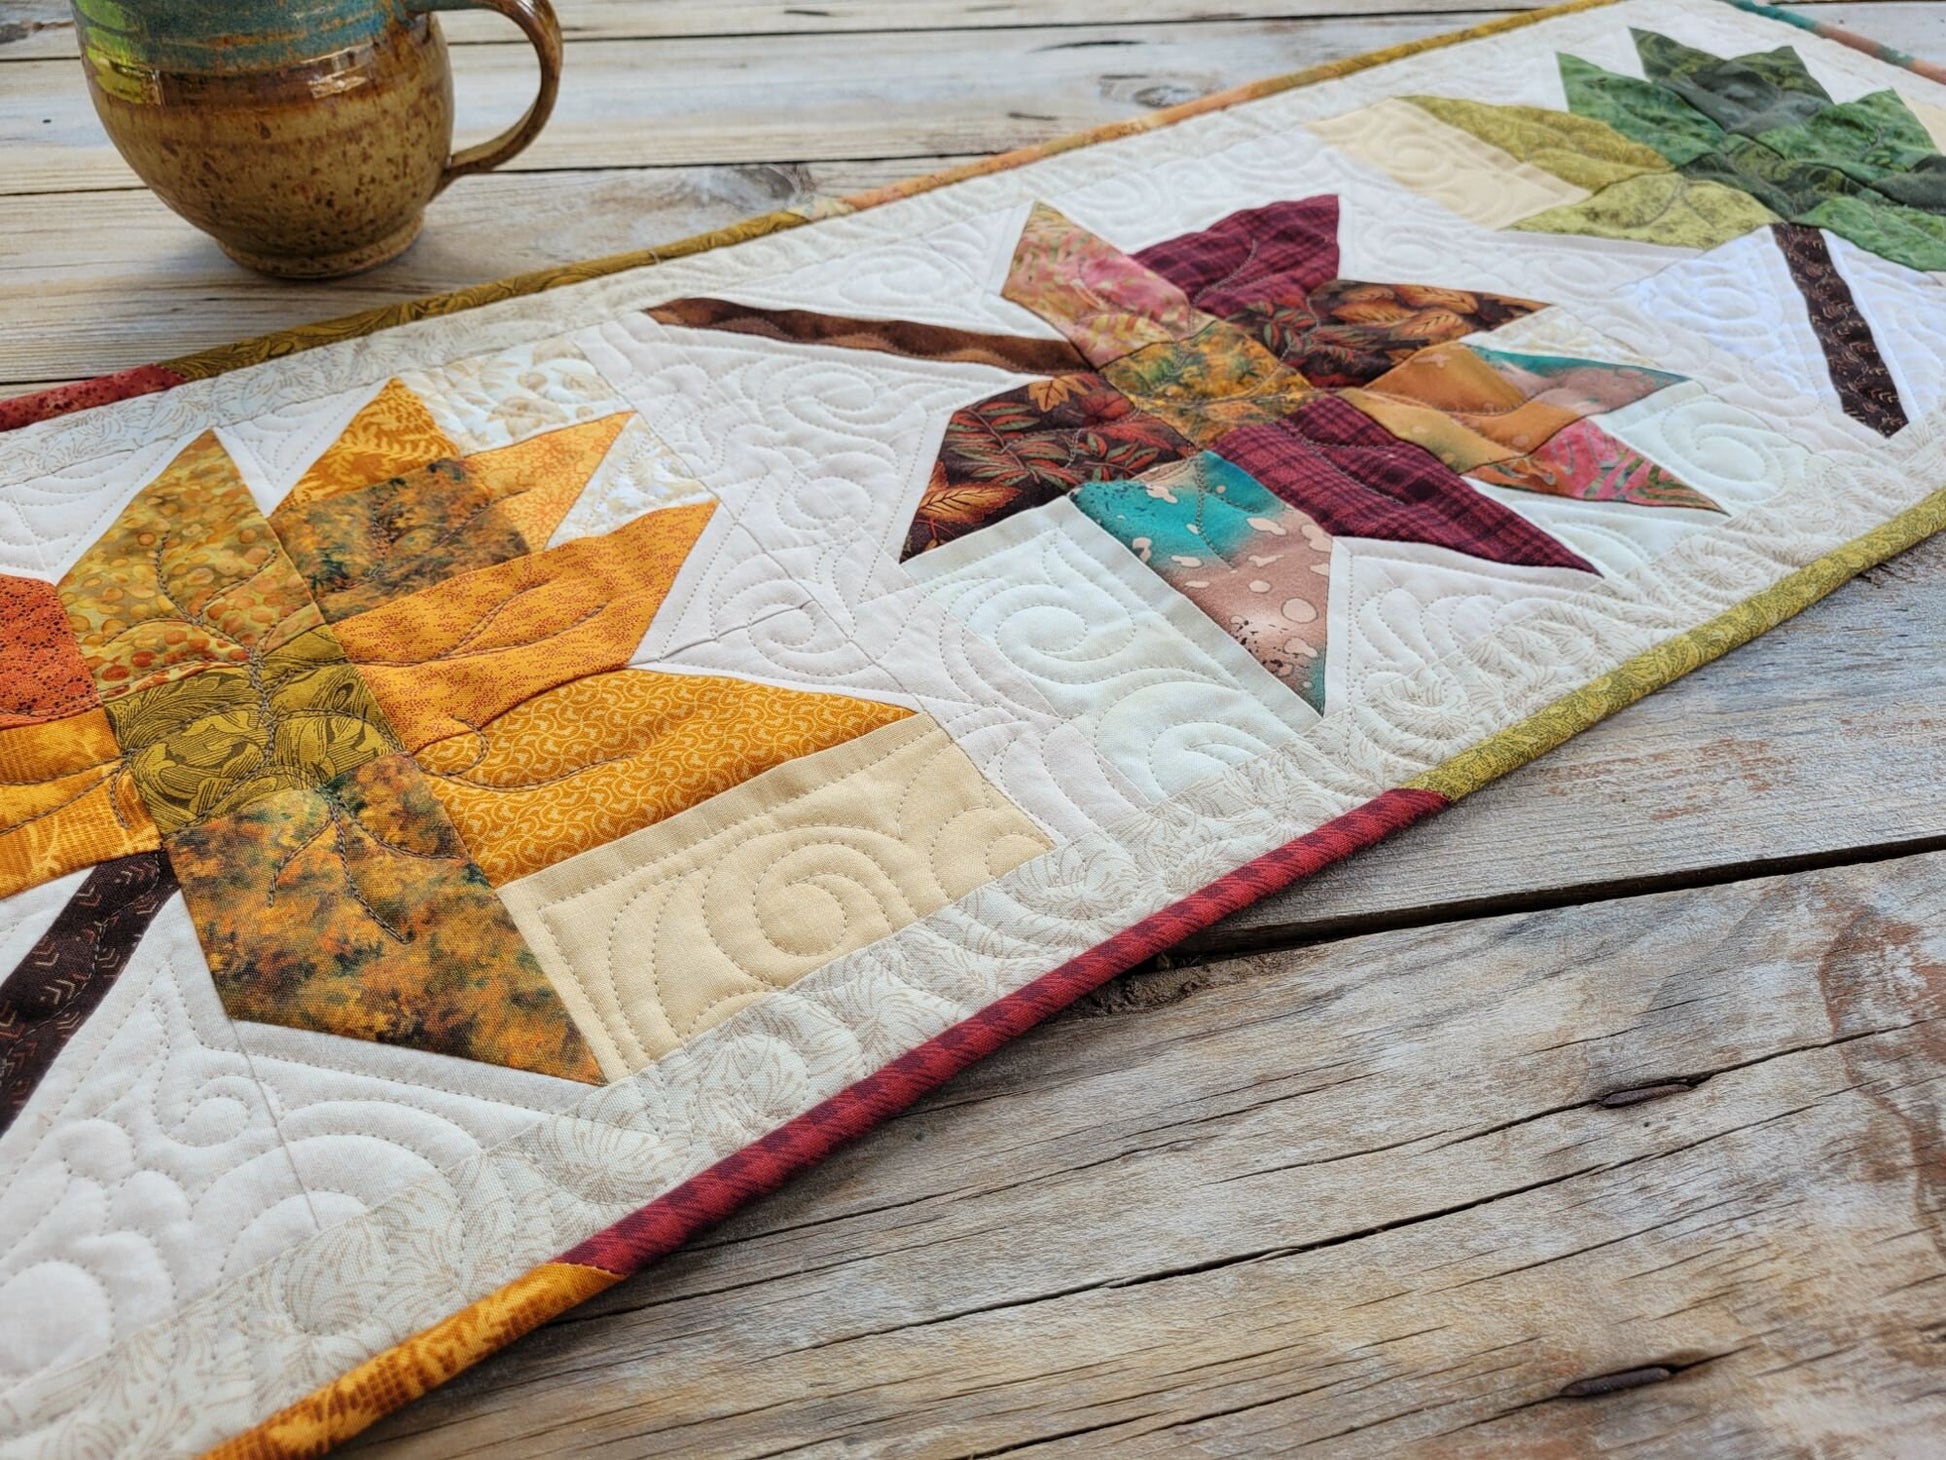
[4,3,1946,1452]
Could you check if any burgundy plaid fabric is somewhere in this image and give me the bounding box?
[1216,395,1597,573]
[1134,197,1341,323]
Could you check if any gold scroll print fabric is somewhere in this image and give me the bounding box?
[4,1,1946,1453]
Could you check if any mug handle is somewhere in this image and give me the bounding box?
[404,0,564,195]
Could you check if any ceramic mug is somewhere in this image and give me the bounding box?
[70,0,562,278]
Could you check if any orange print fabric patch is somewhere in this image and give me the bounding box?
[329,500,717,753]
[283,378,459,512]
[0,708,158,898]
[418,669,912,884]
[0,575,99,729]
[59,433,328,704]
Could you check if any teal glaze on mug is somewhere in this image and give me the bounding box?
[71,0,563,278]
[74,0,424,73]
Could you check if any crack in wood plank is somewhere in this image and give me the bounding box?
[342,849,1946,1456]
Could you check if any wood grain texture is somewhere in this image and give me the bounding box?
[1194,532,1946,953]
[0,14,1509,195]
[1,0,1926,58]
[0,0,1555,60]
[0,4,1933,386]
[11,6,1934,196]
[0,160,938,383]
[345,850,1946,1456]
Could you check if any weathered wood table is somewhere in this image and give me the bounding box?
[6,2,1946,1453]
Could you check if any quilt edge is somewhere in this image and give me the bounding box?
[202,478,1946,1459]
[9,0,1937,1452]
[0,0,1628,432]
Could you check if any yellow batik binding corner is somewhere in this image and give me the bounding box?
[201,1262,621,1460]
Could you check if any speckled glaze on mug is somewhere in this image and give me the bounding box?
[72,0,562,279]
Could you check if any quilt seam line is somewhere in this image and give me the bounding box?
[0,0,1626,412]
[190,468,1946,1459]
[6,1,1946,1449]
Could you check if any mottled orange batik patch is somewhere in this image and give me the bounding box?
[329,500,717,752]
[0,708,158,898]
[467,412,633,544]
[1100,323,1314,444]
[167,752,601,1082]
[420,668,913,883]
[205,1262,621,1459]
[272,415,643,624]
[283,379,457,511]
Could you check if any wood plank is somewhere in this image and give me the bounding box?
[0,0,1552,62]
[0,13,1541,196]
[22,6,1940,195]
[1194,531,1946,953]
[1796,3,1946,60]
[1,0,1919,60]
[344,849,1946,1456]
[0,159,949,386]
[441,0,1946,50]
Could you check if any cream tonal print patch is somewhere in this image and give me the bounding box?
[499,715,1051,1078]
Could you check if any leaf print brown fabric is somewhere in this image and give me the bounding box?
[903,374,1195,557]
[1295,280,1546,388]
[645,297,1089,374]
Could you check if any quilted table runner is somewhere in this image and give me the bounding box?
[4,0,1946,1451]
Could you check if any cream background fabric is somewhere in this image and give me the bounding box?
[501,716,1051,1078]
[1,2,1944,1451]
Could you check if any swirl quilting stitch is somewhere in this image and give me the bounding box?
[1,3,1945,1454]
